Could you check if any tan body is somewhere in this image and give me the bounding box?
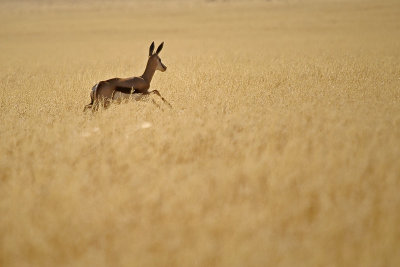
[84,42,170,111]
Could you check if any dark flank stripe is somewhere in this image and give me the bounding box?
[115,86,135,94]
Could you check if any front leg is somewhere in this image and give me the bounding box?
[148,90,172,108]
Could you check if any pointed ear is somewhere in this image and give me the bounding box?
[149,42,155,56]
[156,42,164,55]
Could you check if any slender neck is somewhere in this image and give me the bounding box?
[141,59,156,83]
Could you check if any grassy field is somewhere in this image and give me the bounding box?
[1,0,400,266]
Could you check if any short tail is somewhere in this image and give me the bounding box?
[83,83,99,112]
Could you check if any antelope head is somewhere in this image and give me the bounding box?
[148,41,167,72]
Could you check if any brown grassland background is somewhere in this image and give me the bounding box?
[1,0,400,266]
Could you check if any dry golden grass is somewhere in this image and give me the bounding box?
[1,0,400,266]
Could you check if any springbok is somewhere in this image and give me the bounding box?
[84,42,171,111]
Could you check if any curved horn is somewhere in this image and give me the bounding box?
[156,42,164,55]
[149,41,155,56]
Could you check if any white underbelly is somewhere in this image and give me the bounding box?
[112,92,146,102]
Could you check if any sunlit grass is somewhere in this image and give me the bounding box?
[1,0,400,266]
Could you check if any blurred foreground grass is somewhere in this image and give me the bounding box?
[0,0,400,266]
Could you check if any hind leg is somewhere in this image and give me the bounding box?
[95,82,116,109]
